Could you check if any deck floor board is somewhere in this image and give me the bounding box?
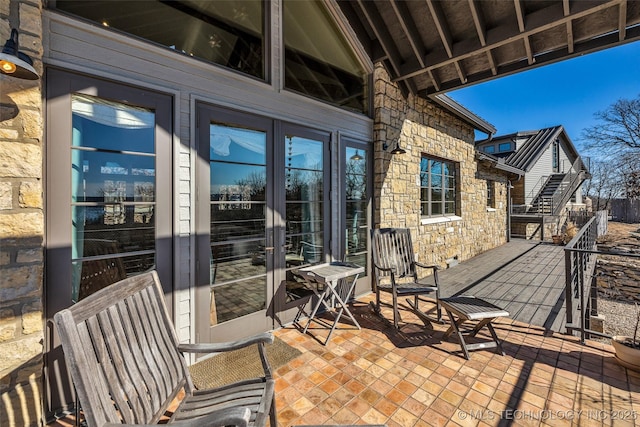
[437,239,568,332]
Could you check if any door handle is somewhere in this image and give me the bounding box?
[264,246,275,252]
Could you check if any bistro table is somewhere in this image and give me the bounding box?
[294,262,364,345]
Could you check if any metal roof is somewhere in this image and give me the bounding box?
[502,126,565,171]
[335,0,640,96]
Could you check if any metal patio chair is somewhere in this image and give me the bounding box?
[370,228,442,328]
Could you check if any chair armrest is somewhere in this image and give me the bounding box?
[372,261,396,274]
[415,262,440,271]
[105,407,252,427]
[178,332,274,354]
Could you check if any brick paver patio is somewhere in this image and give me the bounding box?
[269,294,639,427]
[49,291,640,427]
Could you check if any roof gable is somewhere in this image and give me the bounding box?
[491,125,583,172]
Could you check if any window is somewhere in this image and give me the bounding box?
[54,0,266,79]
[283,0,368,114]
[420,156,457,217]
[552,140,560,172]
[483,145,495,153]
[487,180,495,208]
[498,142,512,152]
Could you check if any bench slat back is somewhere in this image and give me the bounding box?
[55,271,190,427]
[371,228,417,278]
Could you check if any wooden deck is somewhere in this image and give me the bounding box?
[437,239,568,333]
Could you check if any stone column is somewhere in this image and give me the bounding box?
[0,1,44,426]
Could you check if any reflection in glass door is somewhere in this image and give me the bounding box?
[209,124,268,325]
[197,109,331,336]
[197,106,274,341]
[283,134,326,266]
[70,94,157,301]
[281,127,330,319]
[342,140,370,297]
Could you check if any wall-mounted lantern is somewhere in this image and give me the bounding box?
[0,29,39,80]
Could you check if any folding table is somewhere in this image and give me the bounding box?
[294,262,364,345]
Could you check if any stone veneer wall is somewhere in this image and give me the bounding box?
[0,1,44,426]
[373,65,509,267]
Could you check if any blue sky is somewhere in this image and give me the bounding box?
[448,40,640,151]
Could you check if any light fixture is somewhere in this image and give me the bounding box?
[0,29,39,80]
[350,150,363,161]
[382,140,406,155]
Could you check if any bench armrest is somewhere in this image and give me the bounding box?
[178,332,274,354]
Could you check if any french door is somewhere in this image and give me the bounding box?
[196,104,330,342]
[45,69,173,412]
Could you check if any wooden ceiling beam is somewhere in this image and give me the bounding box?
[486,50,498,76]
[455,62,468,84]
[426,0,454,58]
[390,0,425,67]
[427,69,441,92]
[427,26,640,94]
[468,0,487,46]
[514,0,535,64]
[355,0,403,76]
[514,0,526,32]
[426,0,467,84]
[394,0,624,82]
[566,21,575,53]
[619,0,628,41]
[468,0,496,76]
[563,0,575,53]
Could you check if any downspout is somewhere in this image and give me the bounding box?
[507,174,524,241]
[507,180,512,242]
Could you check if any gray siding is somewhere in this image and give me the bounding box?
[524,146,553,204]
[523,137,583,205]
[43,8,373,344]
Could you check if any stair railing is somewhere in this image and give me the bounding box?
[525,175,550,206]
[550,156,588,215]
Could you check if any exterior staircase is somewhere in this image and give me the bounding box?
[529,174,568,215]
[510,157,590,240]
[526,157,590,216]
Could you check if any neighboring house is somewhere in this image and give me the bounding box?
[477,126,590,239]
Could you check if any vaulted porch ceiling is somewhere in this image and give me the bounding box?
[336,0,640,96]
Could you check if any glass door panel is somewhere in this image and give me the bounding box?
[70,94,158,301]
[344,146,367,268]
[281,128,330,315]
[342,141,371,297]
[284,134,325,269]
[209,123,268,326]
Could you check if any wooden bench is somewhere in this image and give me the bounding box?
[54,270,276,427]
[440,296,509,360]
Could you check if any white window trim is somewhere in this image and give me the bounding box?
[420,215,462,225]
[486,207,497,212]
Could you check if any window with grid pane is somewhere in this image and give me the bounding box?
[420,156,457,217]
[487,180,495,208]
